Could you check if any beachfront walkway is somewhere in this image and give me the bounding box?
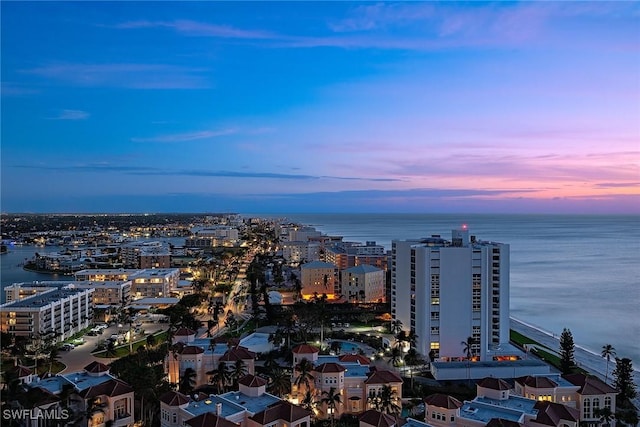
[511,317,639,409]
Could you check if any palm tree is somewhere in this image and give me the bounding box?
[367,389,381,411]
[105,339,117,360]
[179,367,197,394]
[404,348,422,390]
[461,336,474,360]
[146,334,157,349]
[266,366,291,397]
[300,389,317,412]
[45,344,61,376]
[388,346,403,367]
[595,407,615,427]
[294,358,315,392]
[378,385,401,415]
[390,319,403,335]
[601,344,616,384]
[320,387,342,427]
[208,362,230,394]
[230,359,248,389]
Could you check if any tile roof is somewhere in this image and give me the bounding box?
[314,362,346,373]
[238,374,267,388]
[359,409,397,427]
[180,345,205,355]
[84,361,110,374]
[339,354,371,365]
[8,365,33,377]
[563,373,617,395]
[160,391,191,406]
[186,412,241,427]
[250,401,312,424]
[477,377,510,391]
[79,378,134,399]
[20,387,61,408]
[292,344,319,354]
[424,394,462,409]
[365,370,403,384]
[486,418,522,427]
[533,401,580,426]
[175,327,197,336]
[515,376,558,389]
[219,346,256,361]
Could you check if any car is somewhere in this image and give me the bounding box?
[72,338,85,345]
[61,343,74,351]
[87,331,98,336]
[343,322,350,328]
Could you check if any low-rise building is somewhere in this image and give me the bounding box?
[341,265,385,303]
[300,261,337,300]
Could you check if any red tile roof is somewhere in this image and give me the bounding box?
[339,354,371,365]
[424,394,462,409]
[84,361,110,374]
[359,409,397,427]
[186,412,241,427]
[533,401,580,426]
[563,373,617,395]
[180,345,205,355]
[250,401,311,424]
[314,362,346,373]
[79,378,134,399]
[515,376,558,389]
[238,374,267,388]
[219,346,256,361]
[486,418,522,427]
[21,387,60,409]
[175,327,197,336]
[365,369,403,384]
[292,344,319,354]
[160,391,191,406]
[477,377,510,391]
[8,365,32,377]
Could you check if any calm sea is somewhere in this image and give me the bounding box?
[262,213,640,362]
[1,214,638,362]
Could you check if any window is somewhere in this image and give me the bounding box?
[584,398,591,418]
[604,397,611,410]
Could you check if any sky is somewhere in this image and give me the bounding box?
[1,1,639,214]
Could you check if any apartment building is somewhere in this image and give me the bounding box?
[30,361,135,427]
[281,241,321,265]
[391,227,510,361]
[0,286,93,342]
[121,241,171,268]
[160,374,312,427]
[166,328,256,388]
[4,280,130,307]
[75,267,180,300]
[290,344,403,418]
[300,261,337,300]
[424,378,581,427]
[325,242,388,271]
[341,265,385,303]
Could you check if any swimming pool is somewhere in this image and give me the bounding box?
[332,341,361,353]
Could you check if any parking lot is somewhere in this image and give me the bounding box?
[58,320,166,373]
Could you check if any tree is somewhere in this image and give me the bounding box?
[461,336,474,360]
[594,407,615,427]
[321,386,342,427]
[404,348,423,390]
[208,362,230,394]
[230,359,248,389]
[146,334,157,349]
[388,346,403,367]
[300,389,317,412]
[179,367,197,394]
[294,358,315,392]
[601,344,616,384]
[44,343,60,376]
[390,319,403,335]
[559,328,576,374]
[105,339,117,360]
[378,385,401,415]
[266,366,291,397]
[613,357,637,402]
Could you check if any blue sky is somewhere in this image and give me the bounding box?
[2,1,639,214]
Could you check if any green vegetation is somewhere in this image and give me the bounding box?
[93,331,167,358]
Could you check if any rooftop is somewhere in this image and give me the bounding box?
[2,287,92,309]
[219,391,281,415]
[184,394,245,418]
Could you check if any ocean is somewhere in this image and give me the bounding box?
[1,214,638,363]
[262,213,640,363]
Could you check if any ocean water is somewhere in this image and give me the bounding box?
[265,214,640,363]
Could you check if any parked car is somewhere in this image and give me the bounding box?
[61,343,74,351]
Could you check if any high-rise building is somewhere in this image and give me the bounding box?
[391,227,510,361]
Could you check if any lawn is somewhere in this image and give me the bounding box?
[92,331,168,359]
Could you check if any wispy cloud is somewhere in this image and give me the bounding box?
[1,82,40,96]
[114,19,275,39]
[49,109,90,120]
[131,129,237,143]
[22,63,210,89]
